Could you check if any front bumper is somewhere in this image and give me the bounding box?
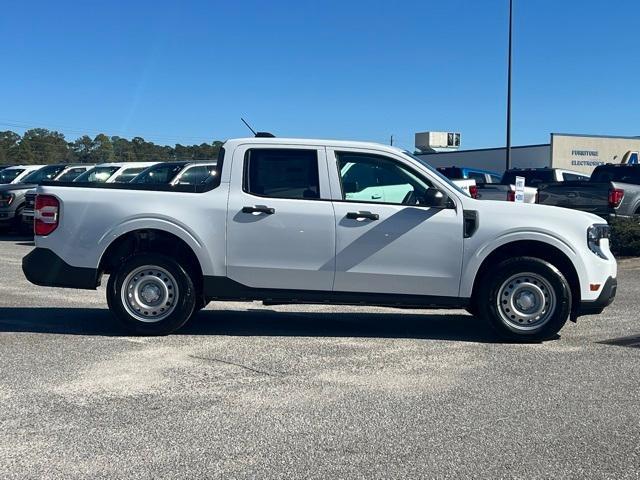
[22,247,100,290]
[578,276,617,316]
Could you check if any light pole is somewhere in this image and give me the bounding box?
[506,0,513,171]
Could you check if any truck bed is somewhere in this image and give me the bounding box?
[537,180,640,219]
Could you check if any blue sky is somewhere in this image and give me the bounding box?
[1,0,639,151]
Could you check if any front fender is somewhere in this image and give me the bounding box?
[459,230,586,298]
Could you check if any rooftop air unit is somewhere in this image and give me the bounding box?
[415,131,461,153]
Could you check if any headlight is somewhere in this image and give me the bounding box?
[0,193,14,207]
[587,224,610,259]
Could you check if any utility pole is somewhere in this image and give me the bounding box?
[390,135,394,146]
[506,0,513,170]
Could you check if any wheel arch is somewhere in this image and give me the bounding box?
[98,228,205,294]
[469,239,582,316]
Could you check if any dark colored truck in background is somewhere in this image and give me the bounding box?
[537,164,640,219]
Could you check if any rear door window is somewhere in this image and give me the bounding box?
[467,171,487,184]
[592,167,640,184]
[244,149,320,199]
[562,172,589,182]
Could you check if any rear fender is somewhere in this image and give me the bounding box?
[97,217,214,276]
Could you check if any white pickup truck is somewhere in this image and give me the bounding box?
[22,137,617,340]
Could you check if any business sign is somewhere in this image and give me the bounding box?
[570,149,605,168]
[514,176,525,203]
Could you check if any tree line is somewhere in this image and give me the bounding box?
[0,128,223,165]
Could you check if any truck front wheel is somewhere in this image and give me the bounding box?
[476,257,572,341]
[107,253,196,335]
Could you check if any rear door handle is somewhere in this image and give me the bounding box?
[242,205,275,215]
[346,211,379,221]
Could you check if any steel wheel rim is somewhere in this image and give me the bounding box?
[497,272,556,332]
[121,265,179,323]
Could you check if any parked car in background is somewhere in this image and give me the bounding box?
[502,168,590,187]
[436,165,538,202]
[0,164,16,171]
[73,162,159,184]
[477,167,590,203]
[537,164,640,219]
[130,161,217,186]
[0,165,45,185]
[450,178,478,198]
[437,166,502,185]
[21,164,94,227]
[1,164,83,231]
[477,179,538,203]
[437,166,501,199]
[23,137,616,341]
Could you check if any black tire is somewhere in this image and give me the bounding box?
[107,253,197,335]
[476,257,572,342]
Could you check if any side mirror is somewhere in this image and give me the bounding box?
[422,188,452,208]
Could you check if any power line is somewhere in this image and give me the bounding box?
[0,119,219,144]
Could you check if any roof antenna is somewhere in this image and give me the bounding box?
[241,117,257,136]
[240,117,276,138]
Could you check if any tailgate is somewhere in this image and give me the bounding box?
[538,181,611,215]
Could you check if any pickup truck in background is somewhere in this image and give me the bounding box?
[73,162,159,184]
[537,164,640,219]
[437,167,502,185]
[21,165,94,227]
[503,168,590,186]
[131,161,218,186]
[0,164,90,232]
[476,168,589,203]
[22,137,617,341]
[0,165,45,185]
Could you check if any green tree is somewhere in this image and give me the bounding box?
[70,135,94,163]
[0,131,21,164]
[93,134,114,163]
[20,128,69,164]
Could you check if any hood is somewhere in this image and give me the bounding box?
[0,182,38,193]
[470,198,607,229]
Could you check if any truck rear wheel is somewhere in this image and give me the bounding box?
[107,253,196,335]
[476,257,572,341]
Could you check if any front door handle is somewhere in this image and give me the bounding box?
[346,211,379,221]
[242,205,275,215]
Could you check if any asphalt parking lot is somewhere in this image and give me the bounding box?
[1,236,639,479]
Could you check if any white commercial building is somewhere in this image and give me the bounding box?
[415,133,640,175]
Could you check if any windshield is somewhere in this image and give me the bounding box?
[74,166,120,183]
[501,170,554,187]
[0,169,25,184]
[55,167,89,182]
[404,151,468,196]
[131,163,186,184]
[21,165,66,184]
[111,167,149,183]
[174,165,217,185]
